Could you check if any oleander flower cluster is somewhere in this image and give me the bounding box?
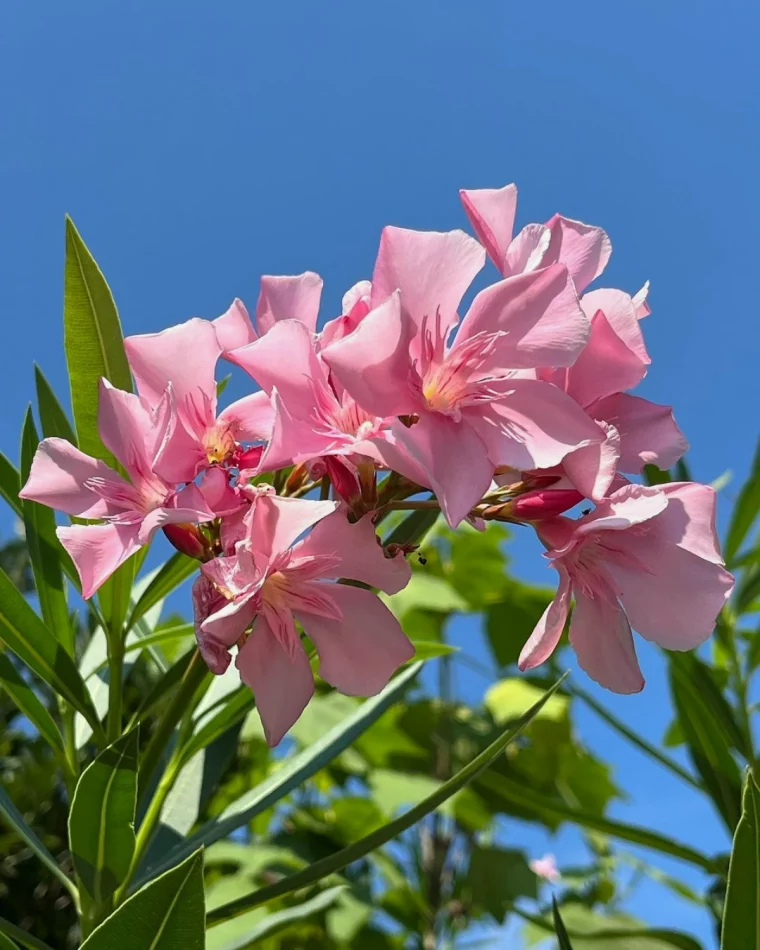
[20,183,734,744]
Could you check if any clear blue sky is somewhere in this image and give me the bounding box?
[1,2,758,946]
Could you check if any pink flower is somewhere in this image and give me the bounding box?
[530,854,561,883]
[322,226,604,526]
[196,493,414,745]
[519,483,734,692]
[19,380,214,598]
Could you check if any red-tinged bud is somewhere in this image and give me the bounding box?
[324,455,361,505]
[511,489,584,520]
[163,522,210,561]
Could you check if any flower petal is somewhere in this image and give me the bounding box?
[98,379,173,489]
[249,493,338,560]
[590,393,688,473]
[581,289,649,366]
[218,389,275,442]
[570,590,644,693]
[543,214,612,293]
[651,481,726,564]
[504,224,551,276]
[213,298,257,355]
[564,311,647,407]
[573,483,668,537]
[459,184,517,273]
[518,568,572,670]
[561,422,621,501]
[57,522,141,599]
[256,272,323,335]
[298,583,414,696]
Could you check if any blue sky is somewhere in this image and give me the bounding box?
[1,1,758,946]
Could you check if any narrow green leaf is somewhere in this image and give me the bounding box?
[126,554,197,632]
[0,916,53,950]
[477,771,718,873]
[0,454,22,518]
[0,567,101,732]
[409,640,458,661]
[383,508,440,547]
[179,686,253,767]
[20,409,72,653]
[69,730,139,903]
[34,365,77,445]
[725,437,760,565]
[123,624,194,656]
[80,848,204,950]
[0,933,19,950]
[521,906,704,950]
[722,769,760,948]
[0,784,76,898]
[137,662,424,886]
[63,216,132,465]
[206,673,567,926]
[128,649,196,728]
[98,556,137,645]
[553,897,576,949]
[0,651,64,754]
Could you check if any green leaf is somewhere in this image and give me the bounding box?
[0,454,22,519]
[206,673,568,926]
[486,580,555,668]
[523,905,704,950]
[0,934,18,950]
[123,624,194,656]
[34,365,77,444]
[20,408,72,652]
[384,574,468,616]
[0,916,53,950]
[63,216,132,465]
[477,771,719,873]
[0,784,76,899]
[0,651,64,754]
[485,678,568,725]
[409,640,457,661]
[468,847,537,922]
[668,653,744,830]
[725,437,760,565]
[383,508,440,547]
[127,554,197,632]
[128,649,196,728]
[137,663,424,886]
[69,730,139,903]
[80,848,204,950]
[553,897,576,949]
[643,465,672,486]
[722,769,760,949]
[0,568,101,733]
[207,885,346,950]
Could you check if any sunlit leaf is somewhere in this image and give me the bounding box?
[0,651,64,755]
[725,437,760,565]
[34,365,77,445]
[721,768,760,949]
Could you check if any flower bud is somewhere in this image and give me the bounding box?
[324,456,361,505]
[163,522,210,560]
[511,489,584,520]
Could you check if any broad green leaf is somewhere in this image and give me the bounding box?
[477,771,718,873]
[0,454,22,518]
[553,897,576,949]
[722,769,760,949]
[137,663,423,886]
[383,508,440,547]
[467,846,537,922]
[384,574,468,616]
[20,409,72,652]
[0,932,19,950]
[486,678,568,725]
[0,652,64,754]
[206,673,567,925]
[669,653,744,831]
[126,553,197,632]
[0,784,76,899]
[207,885,346,950]
[0,916,53,950]
[725,437,760,565]
[80,848,204,950]
[69,730,139,903]
[0,567,101,732]
[34,365,77,444]
[63,216,132,465]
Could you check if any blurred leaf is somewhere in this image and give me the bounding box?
[34,365,77,445]
[0,651,64,754]
[206,673,567,924]
[725,437,760,565]
[0,454,22,518]
[136,663,423,886]
[410,639,457,660]
[128,649,195,728]
[553,897,576,949]
[385,574,468,616]
[525,904,703,949]
[643,465,671,486]
[383,508,440,548]
[80,849,204,950]
[735,563,760,617]
[0,931,19,950]
[127,553,197,632]
[20,409,72,652]
[0,785,75,898]
[447,523,511,609]
[63,216,132,466]
[123,624,194,657]
[486,580,555,667]
[68,730,139,903]
[0,917,52,950]
[721,768,760,949]
[663,718,685,748]
[468,846,537,922]
[486,678,568,725]
[0,567,101,731]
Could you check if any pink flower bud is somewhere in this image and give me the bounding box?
[511,489,584,520]
[324,456,361,505]
[163,522,209,560]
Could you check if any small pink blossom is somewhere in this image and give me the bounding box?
[530,854,561,883]
[519,483,734,692]
[19,380,214,598]
[196,493,414,745]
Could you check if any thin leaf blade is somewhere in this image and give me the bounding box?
[127,554,197,632]
[722,768,760,948]
[34,365,78,445]
[0,652,64,755]
[725,437,760,565]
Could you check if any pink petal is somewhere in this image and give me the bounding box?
[581,289,649,366]
[213,298,257,355]
[543,215,612,293]
[646,482,727,566]
[574,483,668,537]
[192,574,232,674]
[466,378,604,472]
[341,280,372,315]
[564,311,647,408]
[561,422,621,501]
[518,568,572,670]
[371,226,485,332]
[18,438,128,518]
[633,281,651,318]
[590,393,688,473]
[98,379,173,489]
[457,263,588,370]
[504,224,551,276]
[249,493,338,560]
[200,590,260,646]
[57,522,141,599]
[321,291,420,418]
[255,272,323,335]
[298,583,414,695]
[236,616,315,746]
[293,510,412,594]
[459,184,518,273]
[570,590,644,693]
[218,389,275,442]
[200,467,242,517]
[125,318,221,428]
[258,388,334,472]
[391,413,493,528]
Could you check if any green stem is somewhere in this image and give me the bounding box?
[320,476,330,500]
